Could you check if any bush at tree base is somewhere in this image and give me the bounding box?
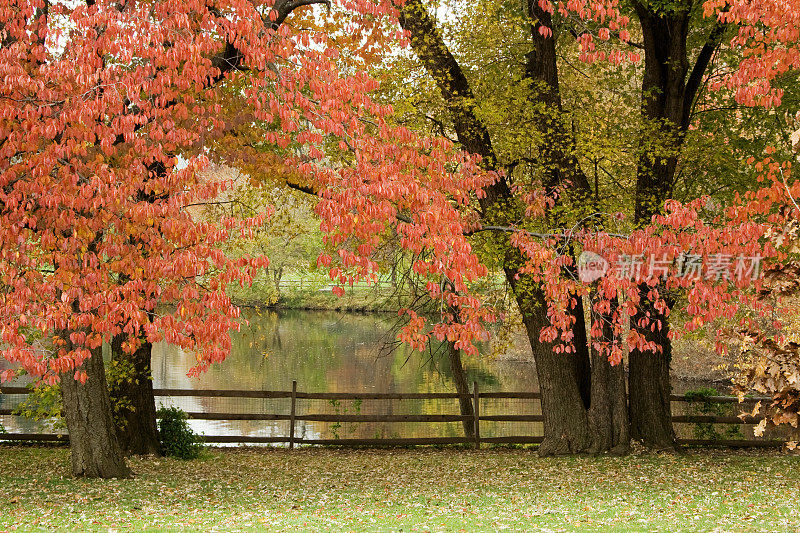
[157,407,203,460]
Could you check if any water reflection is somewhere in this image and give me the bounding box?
[151,309,540,441]
[3,309,756,443]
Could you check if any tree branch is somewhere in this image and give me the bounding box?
[395,0,512,213]
[269,0,331,29]
[285,180,318,196]
[682,20,727,129]
[466,225,629,240]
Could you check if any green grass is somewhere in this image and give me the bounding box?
[0,446,798,532]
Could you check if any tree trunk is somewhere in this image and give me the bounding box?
[109,336,161,456]
[628,2,719,451]
[273,266,283,296]
[399,0,592,455]
[589,351,630,454]
[524,0,594,414]
[587,296,630,454]
[447,341,475,438]
[524,310,591,455]
[628,287,676,449]
[571,291,592,410]
[59,342,131,478]
[511,279,591,455]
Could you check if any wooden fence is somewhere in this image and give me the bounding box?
[0,382,781,448]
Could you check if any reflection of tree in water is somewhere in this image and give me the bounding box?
[151,310,539,440]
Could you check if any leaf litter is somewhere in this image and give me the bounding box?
[0,446,798,532]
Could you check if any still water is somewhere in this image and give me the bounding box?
[151,309,540,441]
[1,309,729,441]
[0,310,541,440]
[154,309,534,391]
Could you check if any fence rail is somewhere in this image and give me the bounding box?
[0,383,780,448]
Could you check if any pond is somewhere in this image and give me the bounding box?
[151,309,540,441]
[1,309,739,442]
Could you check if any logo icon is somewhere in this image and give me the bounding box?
[578,251,609,283]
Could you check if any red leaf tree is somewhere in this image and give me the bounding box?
[0,0,494,476]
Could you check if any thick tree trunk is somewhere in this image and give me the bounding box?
[628,2,720,451]
[109,336,161,456]
[524,1,594,414]
[512,281,591,455]
[589,351,630,454]
[628,288,676,449]
[59,342,131,478]
[629,349,674,449]
[447,342,475,438]
[523,311,591,455]
[587,296,630,454]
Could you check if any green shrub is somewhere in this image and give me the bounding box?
[13,382,65,430]
[684,387,743,441]
[328,398,362,439]
[157,406,203,459]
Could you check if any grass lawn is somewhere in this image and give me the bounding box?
[0,446,797,532]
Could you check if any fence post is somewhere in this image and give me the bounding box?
[473,381,480,449]
[289,380,297,449]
